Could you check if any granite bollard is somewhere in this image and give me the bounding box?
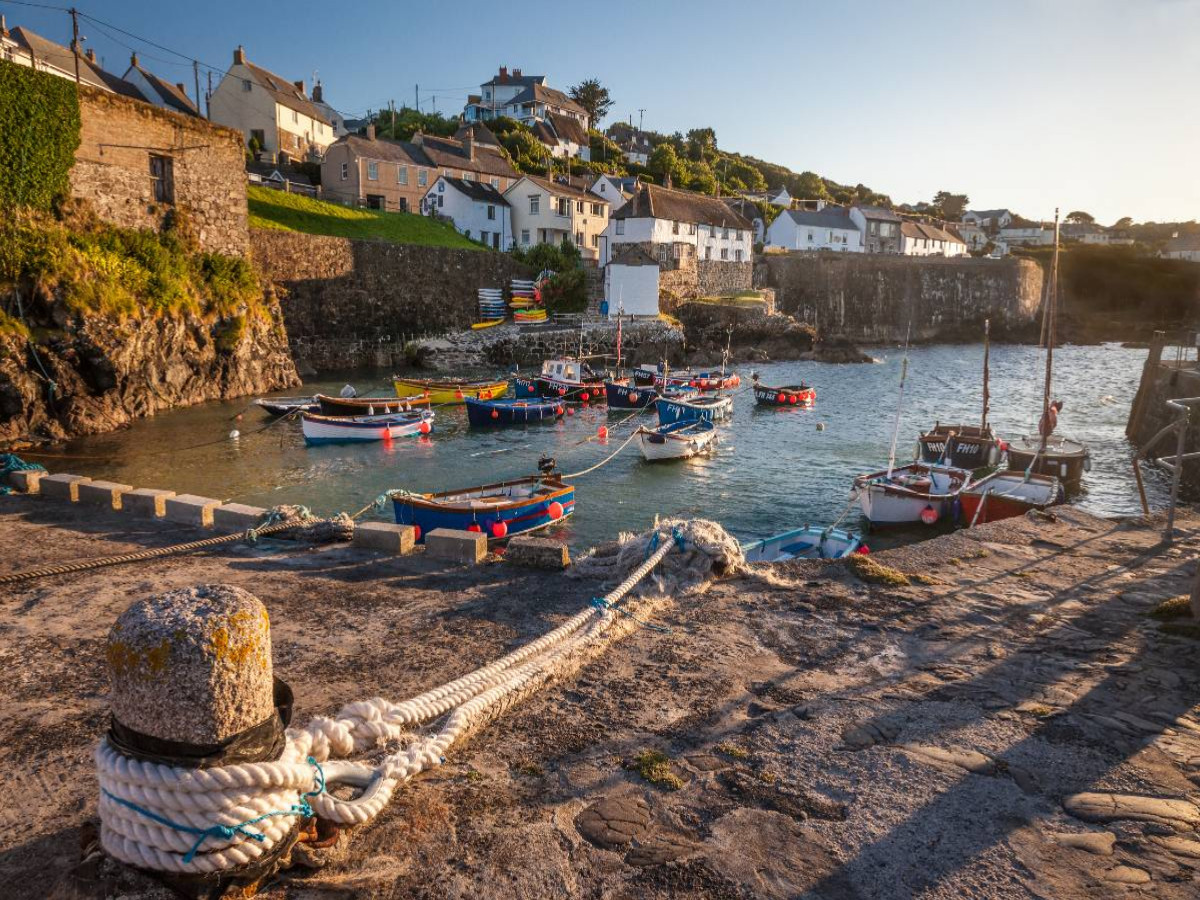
[122,487,176,518]
[77,479,133,511]
[504,536,570,569]
[164,494,221,528]
[40,473,91,502]
[353,522,416,555]
[426,528,487,564]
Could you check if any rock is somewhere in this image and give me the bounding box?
[575,796,651,850]
[1051,831,1116,855]
[107,585,275,745]
[840,718,901,750]
[1104,865,1151,885]
[625,831,695,867]
[900,744,996,775]
[1063,792,1200,829]
[504,536,570,569]
[1150,835,1200,858]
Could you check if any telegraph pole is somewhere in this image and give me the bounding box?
[193,60,201,117]
[414,84,419,111]
[70,7,80,84]
[637,108,645,131]
[206,70,213,119]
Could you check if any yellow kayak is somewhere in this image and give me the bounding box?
[394,377,510,403]
[471,319,505,330]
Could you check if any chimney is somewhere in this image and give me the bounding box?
[130,52,139,68]
[312,82,323,103]
[366,124,376,141]
[499,66,508,79]
[463,129,475,161]
[663,172,673,189]
[294,79,305,95]
[85,48,97,64]
[233,45,245,66]
[0,15,8,39]
[514,68,522,78]
[176,82,187,97]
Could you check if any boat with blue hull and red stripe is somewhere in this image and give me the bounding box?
[603,380,697,410]
[510,375,540,398]
[465,397,564,427]
[392,475,575,542]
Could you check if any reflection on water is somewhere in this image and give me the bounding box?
[59,343,1168,549]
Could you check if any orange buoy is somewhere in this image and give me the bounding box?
[776,392,786,403]
[547,501,564,520]
[491,409,500,419]
[412,524,422,541]
[566,407,575,416]
[581,392,590,402]
[597,425,608,439]
[418,420,431,434]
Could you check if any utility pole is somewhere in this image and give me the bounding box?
[70,7,80,84]
[638,108,645,131]
[206,70,213,119]
[415,84,419,111]
[193,60,201,118]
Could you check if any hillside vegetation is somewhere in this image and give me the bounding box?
[247,187,483,249]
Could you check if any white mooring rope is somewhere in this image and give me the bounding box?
[94,531,683,875]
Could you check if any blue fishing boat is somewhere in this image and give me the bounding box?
[604,380,697,410]
[392,475,575,542]
[656,394,733,425]
[742,526,863,562]
[465,397,564,427]
[510,375,540,398]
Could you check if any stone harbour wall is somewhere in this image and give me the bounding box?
[696,260,754,297]
[70,86,249,257]
[755,253,1043,342]
[251,229,534,371]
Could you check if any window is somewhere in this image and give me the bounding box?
[490,177,499,189]
[869,221,879,235]
[672,243,681,259]
[437,180,445,192]
[250,128,265,149]
[592,203,602,216]
[591,234,599,248]
[723,227,729,239]
[615,219,625,235]
[487,205,496,220]
[398,166,408,185]
[463,172,473,181]
[340,162,348,180]
[737,230,744,242]
[437,195,444,208]
[657,244,669,262]
[688,223,696,235]
[577,200,584,214]
[575,231,584,245]
[149,154,174,204]
[529,195,540,215]
[557,198,569,216]
[292,109,298,124]
[721,248,729,260]
[807,230,814,242]
[672,221,680,235]
[521,229,530,244]
[493,233,501,250]
[367,161,378,181]
[418,169,428,187]
[735,249,743,261]
[705,246,712,260]
[242,79,251,92]
[599,183,606,192]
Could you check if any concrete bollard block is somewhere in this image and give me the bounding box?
[107,585,275,745]
[353,522,416,555]
[122,487,176,518]
[213,503,269,532]
[40,473,92,502]
[7,469,44,494]
[77,479,134,511]
[164,494,221,528]
[426,528,487,565]
[505,536,570,570]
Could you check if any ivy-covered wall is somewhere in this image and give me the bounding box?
[0,60,81,209]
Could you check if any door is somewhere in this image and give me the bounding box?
[366,194,385,210]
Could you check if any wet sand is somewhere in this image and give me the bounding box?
[1,495,1198,898]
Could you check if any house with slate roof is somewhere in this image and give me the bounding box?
[1162,233,1200,263]
[963,209,1015,231]
[423,176,512,250]
[1,20,145,99]
[899,221,969,257]
[505,175,609,259]
[464,66,591,160]
[603,182,755,268]
[850,205,904,254]
[121,53,199,117]
[208,46,334,163]
[766,207,862,252]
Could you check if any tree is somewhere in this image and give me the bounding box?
[1065,210,1095,224]
[568,79,613,125]
[932,190,970,220]
[1113,216,1134,229]
[793,171,829,201]
[648,143,687,186]
[685,127,717,162]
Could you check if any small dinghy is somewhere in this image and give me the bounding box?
[636,420,717,462]
[393,377,509,404]
[852,462,971,527]
[656,394,733,425]
[301,410,434,445]
[392,474,574,542]
[465,397,564,427]
[743,526,863,562]
[918,423,1003,473]
[754,383,816,408]
[960,470,1063,525]
[316,394,431,416]
[254,397,317,416]
[1004,435,1090,486]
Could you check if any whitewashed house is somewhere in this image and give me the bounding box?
[998,223,1054,247]
[766,208,861,252]
[619,132,653,166]
[769,187,792,208]
[605,247,661,317]
[601,183,754,266]
[423,176,512,250]
[1162,234,1200,262]
[955,221,989,252]
[900,222,969,257]
[505,175,609,259]
[121,53,199,116]
[963,209,1014,230]
[590,175,638,213]
[463,66,591,160]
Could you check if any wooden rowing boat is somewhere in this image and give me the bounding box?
[392,475,575,542]
[1004,435,1091,486]
[918,423,1003,473]
[960,470,1063,525]
[301,410,434,445]
[636,419,717,461]
[254,397,317,416]
[465,397,564,427]
[393,377,510,404]
[852,462,971,527]
[316,394,431,416]
[743,526,862,562]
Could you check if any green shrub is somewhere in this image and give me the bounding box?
[541,268,587,313]
[214,314,246,351]
[0,61,81,210]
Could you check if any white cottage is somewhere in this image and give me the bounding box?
[602,182,753,266]
[766,208,861,252]
[899,222,969,257]
[423,176,512,250]
[605,247,661,317]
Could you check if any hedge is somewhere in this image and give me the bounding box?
[0,60,81,209]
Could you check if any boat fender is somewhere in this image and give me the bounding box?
[491,409,500,419]
[412,524,421,541]
[920,504,939,525]
[467,523,482,533]
[548,502,564,520]
[418,421,431,434]
[855,545,870,555]
[581,392,590,402]
[1083,454,1093,473]
[789,395,798,404]
[491,521,508,538]
[229,429,240,440]
[567,407,575,416]
[776,392,786,403]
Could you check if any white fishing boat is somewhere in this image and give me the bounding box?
[743,526,863,562]
[853,462,972,526]
[636,420,717,462]
[301,410,434,445]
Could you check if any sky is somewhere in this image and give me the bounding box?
[5,0,1198,224]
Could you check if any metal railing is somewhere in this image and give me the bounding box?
[1132,395,1200,537]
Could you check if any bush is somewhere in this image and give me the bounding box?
[510,239,580,273]
[540,268,587,313]
[0,61,81,210]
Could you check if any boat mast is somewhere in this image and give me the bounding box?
[886,322,913,479]
[1038,209,1060,454]
[616,289,623,371]
[981,318,990,432]
[721,326,733,377]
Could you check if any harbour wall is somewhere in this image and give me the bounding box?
[251,230,533,372]
[754,254,1043,343]
[1126,338,1200,498]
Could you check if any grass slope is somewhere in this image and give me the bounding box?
[247,186,483,250]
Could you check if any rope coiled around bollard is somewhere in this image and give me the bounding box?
[94,532,681,874]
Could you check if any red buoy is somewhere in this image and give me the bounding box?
[467,523,482,533]
[920,505,939,525]
[855,544,870,554]
[581,392,590,402]
[412,524,421,541]
[776,393,786,403]
[548,501,564,520]
[491,520,508,538]
[559,388,567,396]
[627,391,637,402]
[455,389,464,400]
[491,409,500,419]
[566,407,575,416]
[789,395,798,404]
[418,420,431,434]
[597,425,608,440]
[556,406,564,415]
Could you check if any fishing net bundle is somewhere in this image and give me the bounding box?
[260,505,355,544]
[569,517,744,594]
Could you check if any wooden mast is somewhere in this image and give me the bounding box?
[1038,209,1061,455]
[981,318,990,432]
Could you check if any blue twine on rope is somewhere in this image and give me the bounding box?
[103,757,326,864]
[0,453,46,496]
[590,597,671,634]
[644,531,660,561]
[671,525,687,553]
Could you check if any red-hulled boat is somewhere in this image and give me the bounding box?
[960,471,1063,526]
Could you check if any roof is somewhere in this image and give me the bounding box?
[901,221,966,244]
[9,26,145,99]
[520,174,608,203]
[483,70,545,89]
[332,133,429,167]
[609,246,659,267]
[125,60,198,115]
[782,208,857,231]
[1164,234,1200,252]
[614,183,753,230]
[246,161,312,185]
[508,83,588,118]
[453,121,500,148]
[415,132,518,179]
[438,176,510,206]
[530,119,559,147]
[723,197,763,222]
[966,208,1012,219]
[853,205,902,222]
[241,59,330,126]
[547,111,588,146]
